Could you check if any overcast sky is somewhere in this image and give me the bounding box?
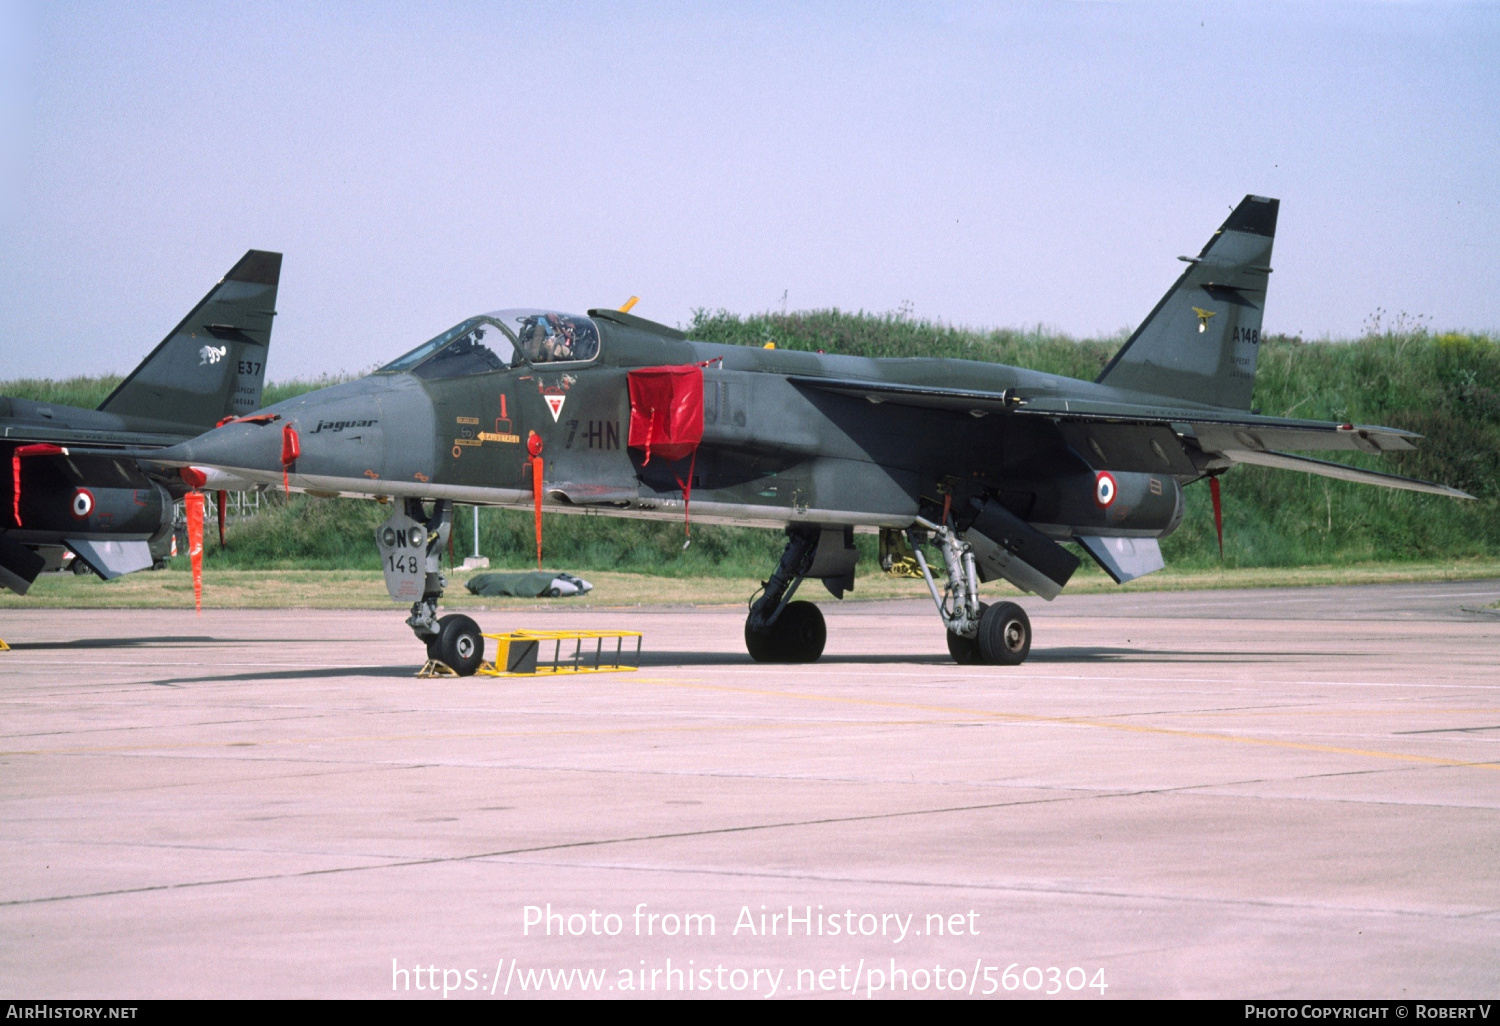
[1,1,1496,381]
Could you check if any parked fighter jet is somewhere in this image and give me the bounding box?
[147,197,1468,672]
[0,250,280,594]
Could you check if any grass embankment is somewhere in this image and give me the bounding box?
[0,375,349,411]
[4,312,1498,583]
[5,559,1500,611]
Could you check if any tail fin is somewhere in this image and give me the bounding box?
[1097,196,1278,410]
[98,250,281,431]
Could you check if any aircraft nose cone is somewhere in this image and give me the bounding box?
[151,420,287,479]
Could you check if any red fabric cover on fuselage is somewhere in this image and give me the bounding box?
[627,365,704,464]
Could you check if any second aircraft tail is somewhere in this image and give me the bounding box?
[97,250,281,432]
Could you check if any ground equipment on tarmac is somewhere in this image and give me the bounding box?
[416,627,641,678]
[478,629,641,677]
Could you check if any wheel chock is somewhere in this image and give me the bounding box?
[0,638,9,652]
[476,629,642,677]
[416,658,458,678]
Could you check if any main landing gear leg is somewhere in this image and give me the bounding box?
[910,518,1031,667]
[745,526,826,663]
[403,499,484,676]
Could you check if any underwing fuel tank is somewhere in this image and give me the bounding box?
[958,471,1184,598]
[7,466,171,544]
[1030,469,1185,539]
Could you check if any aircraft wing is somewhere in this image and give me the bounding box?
[788,376,1023,416]
[1220,449,1471,498]
[787,376,1471,498]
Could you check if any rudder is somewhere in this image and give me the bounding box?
[98,250,281,431]
[1097,196,1277,410]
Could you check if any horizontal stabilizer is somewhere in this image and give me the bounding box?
[67,539,154,580]
[1223,450,1474,498]
[1075,535,1165,584]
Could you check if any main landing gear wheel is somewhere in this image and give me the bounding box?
[745,600,826,663]
[976,601,1031,666]
[946,602,988,665]
[426,613,484,676]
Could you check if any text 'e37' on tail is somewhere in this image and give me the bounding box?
[97,250,281,433]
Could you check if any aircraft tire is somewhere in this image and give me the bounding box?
[744,621,779,662]
[745,601,826,663]
[946,603,988,664]
[976,601,1030,666]
[430,613,485,676]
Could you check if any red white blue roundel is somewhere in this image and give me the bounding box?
[72,488,94,518]
[1094,471,1117,507]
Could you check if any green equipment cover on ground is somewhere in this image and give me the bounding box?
[465,571,568,598]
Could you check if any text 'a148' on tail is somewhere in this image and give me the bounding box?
[1096,195,1278,411]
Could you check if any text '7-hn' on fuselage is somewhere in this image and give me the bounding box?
[146,197,1470,674]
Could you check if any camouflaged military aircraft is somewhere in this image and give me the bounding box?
[145,196,1468,673]
[0,250,280,594]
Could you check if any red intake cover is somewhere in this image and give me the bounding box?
[627,365,704,463]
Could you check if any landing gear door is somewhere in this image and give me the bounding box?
[375,510,428,601]
[962,499,1081,601]
[807,525,858,598]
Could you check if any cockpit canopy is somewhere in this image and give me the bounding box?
[496,310,600,365]
[377,309,600,379]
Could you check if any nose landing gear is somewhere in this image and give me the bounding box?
[377,498,488,676]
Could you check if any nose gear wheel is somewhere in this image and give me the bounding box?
[426,613,484,676]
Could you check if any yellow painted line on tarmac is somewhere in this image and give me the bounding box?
[1163,708,1500,719]
[0,717,960,758]
[631,678,1500,773]
[9,676,1497,772]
